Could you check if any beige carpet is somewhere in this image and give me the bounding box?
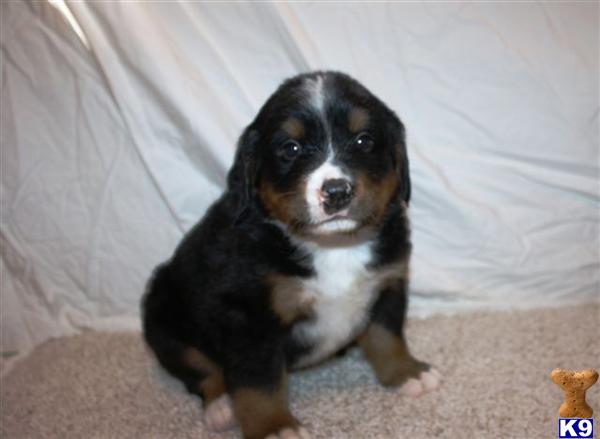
[2,305,599,439]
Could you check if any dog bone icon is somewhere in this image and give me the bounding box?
[550,368,598,418]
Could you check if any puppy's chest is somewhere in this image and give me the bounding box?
[290,243,379,367]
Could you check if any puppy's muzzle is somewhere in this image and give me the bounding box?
[320,178,354,215]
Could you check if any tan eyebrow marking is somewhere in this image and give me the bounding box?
[281,117,305,139]
[348,107,370,133]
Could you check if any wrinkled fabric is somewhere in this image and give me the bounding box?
[1,1,598,365]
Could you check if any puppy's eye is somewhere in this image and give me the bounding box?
[354,133,374,152]
[278,140,303,161]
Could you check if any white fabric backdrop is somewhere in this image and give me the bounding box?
[2,1,598,365]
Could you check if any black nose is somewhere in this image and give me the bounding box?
[321,178,354,214]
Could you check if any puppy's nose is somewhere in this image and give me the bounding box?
[320,178,354,214]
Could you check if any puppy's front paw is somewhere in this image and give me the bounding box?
[399,368,442,398]
[376,357,442,397]
[265,426,312,439]
[203,394,237,431]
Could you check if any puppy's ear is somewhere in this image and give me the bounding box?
[227,126,260,217]
[398,148,411,205]
[387,115,411,204]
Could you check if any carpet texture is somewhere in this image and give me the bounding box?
[2,305,599,438]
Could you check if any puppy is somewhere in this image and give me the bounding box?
[142,71,440,439]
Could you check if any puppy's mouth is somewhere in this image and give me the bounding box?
[316,207,350,223]
[308,208,359,234]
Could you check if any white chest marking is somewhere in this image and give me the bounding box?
[292,241,379,368]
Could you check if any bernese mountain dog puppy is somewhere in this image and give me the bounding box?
[142,71,440,439]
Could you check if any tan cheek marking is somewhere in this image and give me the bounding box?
[182,348,225,404]
[282,117,305,139]
[358,323,413,386]
[232,374,299,439]
[258,179,308,231]
[377,172,400,212]
[258,181,295,225]
[268,274,315,325]
[348,107,370,133]
[356,171,399,222]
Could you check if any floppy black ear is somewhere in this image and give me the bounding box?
[227,126,260,215]
[396,141,411,206]
[387,115,411,205]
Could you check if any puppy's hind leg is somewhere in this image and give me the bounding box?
[224,343,310,439]
[142,268,236,431]
[182,347,237,432]
[144,327,236,431]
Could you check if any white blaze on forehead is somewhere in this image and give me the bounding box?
[304,75,325,114]
[302,75,357,233]
[305,159,351,224]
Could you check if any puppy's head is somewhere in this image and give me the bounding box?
[228,72,410,236]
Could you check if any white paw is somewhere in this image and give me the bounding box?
[266,426,312,439]
[202,394,237,431]
[399,368,441,398]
